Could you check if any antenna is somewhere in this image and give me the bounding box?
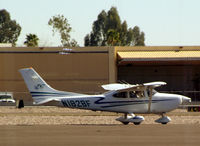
[120,80,130,85]
[117,80,124,84]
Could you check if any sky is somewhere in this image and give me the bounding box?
[1,0,200,47]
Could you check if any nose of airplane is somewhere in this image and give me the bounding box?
[181,96,191,104]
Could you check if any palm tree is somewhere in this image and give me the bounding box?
[24,33,39,47]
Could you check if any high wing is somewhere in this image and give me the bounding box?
[102,81,167,114]
[101,83,134,91]
[102,81,166,92]
[143,81,167,88]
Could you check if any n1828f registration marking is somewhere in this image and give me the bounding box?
[62,100,90,108]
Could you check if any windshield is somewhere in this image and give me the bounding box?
[147,89,157,97]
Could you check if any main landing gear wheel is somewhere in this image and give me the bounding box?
[116,113,144,125]
[122,122,129,125]
[161,122,167,125]
[133,122,141,125]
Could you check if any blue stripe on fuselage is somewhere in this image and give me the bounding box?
[30,91,70,97]
[94,97,176,108]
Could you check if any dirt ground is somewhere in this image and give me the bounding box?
[0,106,200,125]
[0,106,200,146]
[0,125,200,146]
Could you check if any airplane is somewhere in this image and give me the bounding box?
[19,68,191,125]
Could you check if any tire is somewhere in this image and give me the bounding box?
[161,122,167,125]
[133,122,141,125]
[122,122,129,125]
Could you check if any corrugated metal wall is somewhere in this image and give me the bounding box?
[0,47,109,104]
[118,65,200,101]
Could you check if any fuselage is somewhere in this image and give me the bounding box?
[19,68,191,125]
[60,91,187,114]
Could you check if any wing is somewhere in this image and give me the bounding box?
[102,81,166,92]
[101,83,133,91]
[143,81,167,88]
[101,83,144,92]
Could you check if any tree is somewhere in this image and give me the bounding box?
[84,34,90,46]
[132,26,145,46]
[70,39,79,47]
[48,14,78,47]
[24,33,39,47]
[107,29,120,46]
[0,9,21,46]
[120,21,128,46]
[84,7,145,46]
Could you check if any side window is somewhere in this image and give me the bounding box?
[113,92,127,98]
[129,91,137,98]
[135,91,145,98]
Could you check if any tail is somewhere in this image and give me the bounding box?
[19,67,84,104]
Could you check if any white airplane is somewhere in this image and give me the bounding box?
[19,68,191,125]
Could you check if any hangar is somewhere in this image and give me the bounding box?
[0,46,200,104]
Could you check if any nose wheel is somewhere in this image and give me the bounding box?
[155,113,171,124]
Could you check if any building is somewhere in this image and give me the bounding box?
[0,43,12,47]
[0,46,200,104]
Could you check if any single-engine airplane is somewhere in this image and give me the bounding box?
[19,68,191,125]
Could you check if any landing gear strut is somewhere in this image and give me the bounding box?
[122,114,129,125]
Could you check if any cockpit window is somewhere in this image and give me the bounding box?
[147,89,157,97]
[135,91,145,98]
[129,91,145,98]
[113,90,148,99]
[129,91,137,98]
[152,89,157,95]
[113,92,127,98]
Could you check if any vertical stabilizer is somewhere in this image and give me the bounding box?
[19,68,57,93]
[19,68,84,104]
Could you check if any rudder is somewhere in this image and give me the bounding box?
[19,67,85,104]
[19,68,57,94]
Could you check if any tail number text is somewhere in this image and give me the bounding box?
[62,100,90,108]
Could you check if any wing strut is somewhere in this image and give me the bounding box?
[148,87,153,113]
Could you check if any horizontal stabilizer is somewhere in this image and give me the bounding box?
[33,98,60,105]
